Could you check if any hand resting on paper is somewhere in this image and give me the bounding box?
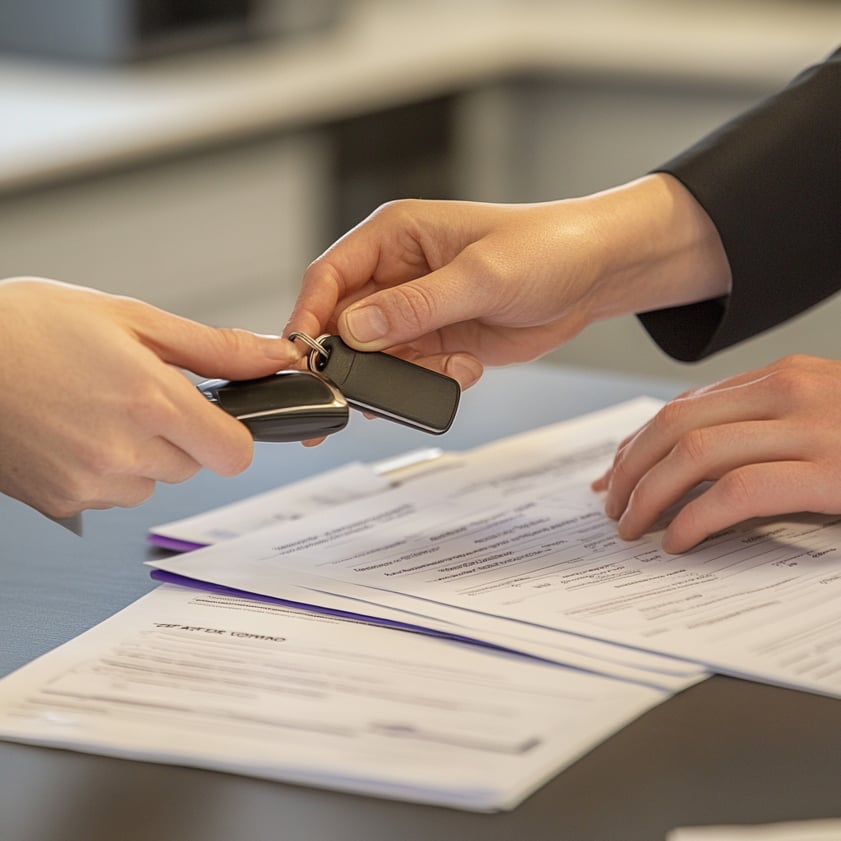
[0,278,298,519]
[592,355,841,553]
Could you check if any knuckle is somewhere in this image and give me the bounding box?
[376,198,422,223]
[84,441,130,479]
[51,472,101,514]
[773,353,814,370]
[42,495,85,520]
[652,399,688,437]
[212,326,248,355]
[130,388,179,431]
[460,242,506,286]
[716,469,756,513]
[391,283,438,333]
[128,480,156,508]
[674,428,712,469]
[766,366,812,402]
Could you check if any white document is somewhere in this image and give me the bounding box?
[150,462,393,548]
[150,398,841,699]
[149,448,467,550]
[0,584,667,812]
[668,819,841,841]
[149,400,707,690]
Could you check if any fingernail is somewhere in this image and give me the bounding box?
[258,335,299,362]
[344,305,388,344]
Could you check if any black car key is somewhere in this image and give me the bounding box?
[290,333,460,435]
[197,370,349,442]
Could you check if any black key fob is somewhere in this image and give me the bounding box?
[197,370,349,442]
[308,335,460,435]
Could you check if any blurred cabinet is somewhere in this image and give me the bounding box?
[0,131,329,332]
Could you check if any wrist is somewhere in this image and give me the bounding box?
[583,173,731,321]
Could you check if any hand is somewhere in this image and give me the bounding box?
[592,355,841,553]
[0,278,298,518]
[286,174,730,389]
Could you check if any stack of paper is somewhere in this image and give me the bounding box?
[6,397,841,809]
[148,398,841,700]
[0,583,667,811]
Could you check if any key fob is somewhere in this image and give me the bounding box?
[312,335,460,435]
[197,370,349,442]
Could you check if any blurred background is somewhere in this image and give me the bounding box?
[0,0,839,384]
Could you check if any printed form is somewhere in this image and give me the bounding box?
[0,583,666,811]
[149,398,841,700]
[151,399,706,691]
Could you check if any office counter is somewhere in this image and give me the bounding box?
[2,364,840,841]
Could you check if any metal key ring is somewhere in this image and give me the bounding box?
[287,332,331,372]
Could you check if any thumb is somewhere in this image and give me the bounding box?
[337,260,488,352]
[128,303,301,379]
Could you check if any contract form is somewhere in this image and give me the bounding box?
[149,451,464,551]
[0,583,667,811]
[150,398,841,700]
[150,462,394,551]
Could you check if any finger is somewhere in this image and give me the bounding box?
[604,376,780,519]
[595,365,790,495]
[145,367,256,477]
[388,347,484,390]
[132,436,202,485]
[286,206,424,338]
[301,437,327,447]
[63,475,159,513]
[119,298,300,378]
[591,428,641,491]
[336,257,497,352]
[286,260,344,340]
[616,419,793,540]
[659,461,821,553]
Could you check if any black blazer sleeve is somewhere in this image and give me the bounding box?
[638,47,841,362]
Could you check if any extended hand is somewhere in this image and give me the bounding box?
[286,176,729,389]
[0,278,297,518]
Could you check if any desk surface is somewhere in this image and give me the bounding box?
[1,0,840,192]
[2,363,840,841]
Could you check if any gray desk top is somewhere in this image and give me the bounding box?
[2,363,840,841]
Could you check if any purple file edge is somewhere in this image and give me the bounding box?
[149,568,508,651]
[148,534,207,552]
[147,572,667,686]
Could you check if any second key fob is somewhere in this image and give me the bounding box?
[197,370,349,442]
